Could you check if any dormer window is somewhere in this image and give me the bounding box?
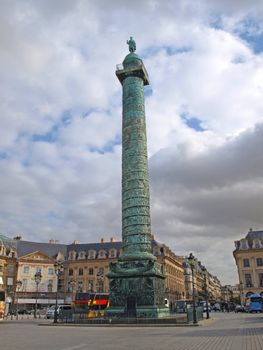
[240,239,248,250]
[56,252,65,261]
[109,249,116,258]
[10,250,17,258]
[98,250,106,259]
[78,251,86,260]
[253,240,262,249]
[68,250,76,260]
[88,250,96,259]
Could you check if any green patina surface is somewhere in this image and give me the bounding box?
[107,39,168,318]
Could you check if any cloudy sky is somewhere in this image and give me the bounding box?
[1,0,263,284]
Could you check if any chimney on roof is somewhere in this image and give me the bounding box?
[110,237,116,242]
[49,239,56,244]
[101,238,104,243]
[73,240,78,245]
[249,228,253,232]
[14,235,22,240]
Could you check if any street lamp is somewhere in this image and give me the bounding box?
[239,281,244,306]
[201,267,210,319]
[15,280,22,320]
[34,272,42,319]
[54,261,64,324]
[187,253,197,324]
[96,271,104,318]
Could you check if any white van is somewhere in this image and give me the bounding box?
[46,304,72,319]
[199,301,211,312]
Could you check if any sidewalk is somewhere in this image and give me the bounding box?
[1,312,263,350]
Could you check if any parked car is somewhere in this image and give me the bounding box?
[46,305,72,319]
[212,303,221,312]
[235,305,246,313]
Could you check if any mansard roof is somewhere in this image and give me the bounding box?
[0,233,17,249]
[66,241,123,254]
[17,240,67,258]
[245,230,263,241]
[10,236,162,259]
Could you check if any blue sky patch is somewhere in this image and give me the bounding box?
[181,112,205,132]
[145,86,153,98]
[32,124,59,143]
[209,14,263,54]
[142,45,191,59]
[235,16,263,54]
[62,110,73,125]
[240,31,263,54]
[89,134,121,154]
[209,16,223,30]
[21,159,32,167]
[0,152,7,160]
[81,107,103,119]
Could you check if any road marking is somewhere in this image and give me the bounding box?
[61,344,87,350]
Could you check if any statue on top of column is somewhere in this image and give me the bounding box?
[127,37,136,53]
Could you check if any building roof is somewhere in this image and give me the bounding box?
[12,237,163,259]
[17,240,67,258]
[245,230,263,241]
[66,241,123,254]
[0,233,17,249]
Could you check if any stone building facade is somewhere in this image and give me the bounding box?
[0,233,224,312]
[183,257,222,303]
[233,229,263,303]
[154,243,185,310]
[64,237,186,310]
[0,234,18,310]
[0,235,186,311]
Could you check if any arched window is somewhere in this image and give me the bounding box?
[68,268,74,276]
[79,268,83,276]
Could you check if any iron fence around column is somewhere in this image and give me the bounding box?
[186,306,204,323]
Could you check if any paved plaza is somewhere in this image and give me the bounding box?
[0,313,263,350]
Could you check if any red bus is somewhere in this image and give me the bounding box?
[0,291,6,321]
[74,292,109,318]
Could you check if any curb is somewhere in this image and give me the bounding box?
[38,322,200,328]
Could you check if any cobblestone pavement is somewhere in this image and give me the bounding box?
[0,312,263,350]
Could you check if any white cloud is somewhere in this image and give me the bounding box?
[1,0,263,284]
